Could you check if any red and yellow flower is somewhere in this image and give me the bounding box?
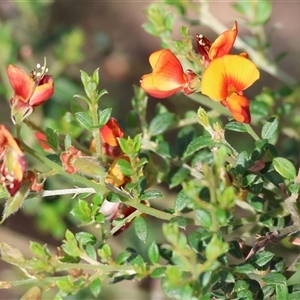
[197,21,241,67]
[90,118,124,159]
[105,155,131,188]
[140,49,199,98]
[0,125,27,196]
[201,55,260,123]
[7,64,54,124]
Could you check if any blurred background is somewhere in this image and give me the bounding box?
[0,1,300,299]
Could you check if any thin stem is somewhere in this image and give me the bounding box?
[244,124,260,141]
[91,101,102,159]
[127,201,174,221]
[110,209,142,236]
[42,188,96,197]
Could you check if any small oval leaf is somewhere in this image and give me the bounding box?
[273,157,296,180]
[148,241,159,264]
[261,117,279,140]
[148,112,174,136]
[133,216,148,243]
[185,136,214,157]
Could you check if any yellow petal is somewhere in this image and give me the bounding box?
[201,55,260,101]
[149,50,166,68]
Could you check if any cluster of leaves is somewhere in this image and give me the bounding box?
[1,0,300,299]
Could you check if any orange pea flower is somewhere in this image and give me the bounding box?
[7,64,54,124]
[0,125,26,196]
[101,118,124,147]
[197,21,239,67]
[105,155,131,188]
[90,118,124,158]
[201,55,260,123]
[140,49,199,98]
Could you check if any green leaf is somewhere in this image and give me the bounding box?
[62,230,81,257]
[235,151,250,174]
[30,242,50,259]
[75,232,96,246]
[225,122,247,132]
[262,285,275,299]
[70,199,92,223]
[115,158,132,176]
[254,0,272,24]
[56,276,75,293]
[45,127,59,150]
[169,167,189,188]
[195,209,212,228]
[261,117,279,139]
[90,278,101,298]
[92,68,100,85]
[148,241,159,264]
[75,111,93,130]
[115,251,132,265]
[184,136,214,157]
[1,180,31,224]
[135,157,148,169]
[170,216,188,229]
[117,137,131,154]
[263,272,286,285]
[97,244,112,260]
[234,264,255,274]
[273,157,296,180]
[174,190,189,212]
[98,108,112,126]
[140,190,163,200]
[150,267,166,278]
[276,284,288,300]
[64,133,72,149]
[205,235,228,260]
[86,244,97,260]
[134,216,148,243]
[252,251,274,267]
[80,70,89,86]
[148,112,174,136]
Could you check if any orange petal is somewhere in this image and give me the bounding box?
[148,49,166,68]
[201,55,260,101]
[140,73,181,98]
[29,75,54,106]
[152,49,187,91]
[209,21,238,60]
[140,49,187,98]
[7,65,35,103]
[100,118,124,147]
[106,156,131,187]
[0,125,23,156]
[226,94,251,123]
